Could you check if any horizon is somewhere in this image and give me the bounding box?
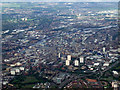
[1,0,120,2]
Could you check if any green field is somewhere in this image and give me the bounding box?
[22,76,39,84]
[10,73,49,89]
[22,84,35,88]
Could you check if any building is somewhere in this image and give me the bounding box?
[16,62,22,66]
[86,79,99,88]
[103,47,106,53]
[19,67,25,71]
[3,81,8,85]
[112,71,119,75]
[21,18,27,21]
[15,69,20,73]
[67,55,71,61]
[74,60,79,66]
[80,56,84,63]
[112,81,119,89]
[10,70,15,75]
[56,78,62,84]
[94,63,99,66]
[103,62,109,67]
[66,60,70,66]
[58,53,61,58]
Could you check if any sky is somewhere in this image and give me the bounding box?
[1,0,120,2]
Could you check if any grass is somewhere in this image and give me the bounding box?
[10,74,50,88]
[22,76,39,84]
[102,76,114,81]
[22,84,35,88]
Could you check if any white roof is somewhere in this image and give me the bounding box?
[15,69,20,72]
[11,71,15,75]
[94,63,99,66]
[20,67,24,70]
[103,62,109,66]
[112,71,119,75]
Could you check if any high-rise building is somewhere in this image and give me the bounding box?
[103,47,106,53]
[66,60,70,66]
[67,55,71,60]
[74,60,79,66]
[80,56,84,63]
[58,53,61,58]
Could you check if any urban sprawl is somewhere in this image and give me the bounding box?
[2,2,120,89]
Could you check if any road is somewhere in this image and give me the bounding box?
[58,60,120,88]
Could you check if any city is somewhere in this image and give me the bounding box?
[1,2,120,89]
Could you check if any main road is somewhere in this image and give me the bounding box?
[58,60,120,88]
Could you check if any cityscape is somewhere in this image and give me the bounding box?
[1,2,120,89]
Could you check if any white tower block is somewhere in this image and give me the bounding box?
[74,60,79,66]
[66,60,70,66]
[67,55,71,60]
[58,53,61,58]
[103,47,106,53]
[80,56,84,63]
